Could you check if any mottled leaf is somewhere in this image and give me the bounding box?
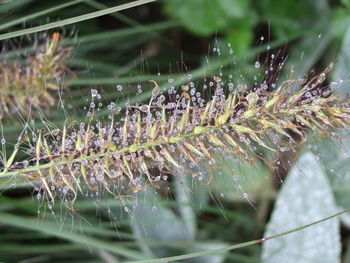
[262,152,341,263]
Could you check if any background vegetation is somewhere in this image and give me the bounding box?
[1,0,350,262]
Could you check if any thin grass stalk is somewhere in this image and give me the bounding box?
[0,0,156,41]
[124,208,350,263]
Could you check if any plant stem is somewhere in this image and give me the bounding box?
[125,208,350,263]
[0,0,156,41]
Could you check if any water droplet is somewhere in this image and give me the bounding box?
[228,83,234,91]
[91,89,98,97]
[318,73,326,83]
[159,95,165,103]
[140,105,149,112]
[152,86,160,97]
[247,92,258,103]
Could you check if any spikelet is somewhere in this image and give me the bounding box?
[0,32,72,119]
[2,63,350,203]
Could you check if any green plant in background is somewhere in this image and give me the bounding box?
[164,0,255,54]
[1,0,350,263]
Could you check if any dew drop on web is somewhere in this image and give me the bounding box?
[152,86,160,97]
[140,104,149,112]
[116,84,123,91]
[91,89,98,97]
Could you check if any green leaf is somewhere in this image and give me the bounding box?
[217,0,251,18]
[333,25,350,95]
[259,0,329,39]
[332,7,350,43]
[164,0,251,36]
[277,0,331,82]
[342,0,350,9]
[328,159,350,228]
[310,130,350,228]
[175,175,197,240]
[259,0,306,39]
[262,152,341,263]
[225,18,255,54]
[131,188,192,257]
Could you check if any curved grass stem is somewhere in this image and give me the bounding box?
[125,208,350,263]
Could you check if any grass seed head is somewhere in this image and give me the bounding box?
[2,62,350,204]
[0,32,72,120]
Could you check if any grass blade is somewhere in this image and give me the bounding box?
[0,0,84,31]
[0,212,151,260]
[0,0,156,41]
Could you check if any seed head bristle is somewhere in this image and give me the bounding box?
[0,32,72,119]
[2,64,350,204]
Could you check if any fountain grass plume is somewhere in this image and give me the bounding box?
[1,62,349,203]
[0,32,72,119]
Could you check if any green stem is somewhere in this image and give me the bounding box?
[125,208,350,263]
[0,125,212,178]
[0,101,345,178]
[0,0,156,41]
[0,0,83,31]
